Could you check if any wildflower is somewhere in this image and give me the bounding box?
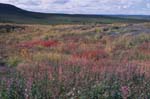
[121,86,130,99]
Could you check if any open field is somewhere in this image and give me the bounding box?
[0,22,150,99]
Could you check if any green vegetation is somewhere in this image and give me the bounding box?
[0,22,150,99]
[6,56,22,67]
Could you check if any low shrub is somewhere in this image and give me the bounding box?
[6,56,21,67]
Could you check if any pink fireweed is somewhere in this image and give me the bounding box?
[16,62,54,80]
[121,86,130,99]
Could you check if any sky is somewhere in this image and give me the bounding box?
[0,0,150,15]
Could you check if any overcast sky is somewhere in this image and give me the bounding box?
[1,0,150,15]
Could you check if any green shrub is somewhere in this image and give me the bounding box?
[31,73,52,99]
[114,33,150,49]
[0,81,9,99]
[0,74,26,99]
[95,28,102,33]
[7,56,21,67]
[79,81,122,99]
[9,79,25,99]
[129,51,150,61]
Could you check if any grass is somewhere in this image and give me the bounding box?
[0,22,150,99]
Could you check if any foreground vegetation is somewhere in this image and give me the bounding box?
[0,23,150,99]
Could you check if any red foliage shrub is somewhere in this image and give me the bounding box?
[17,40,59,48]
[66,42,78,50]
[39,40,58,47]
[138,42,150,54]
[73,50,108,60]
[63,42,78,52]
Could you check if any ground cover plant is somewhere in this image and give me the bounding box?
[0,23,150,99]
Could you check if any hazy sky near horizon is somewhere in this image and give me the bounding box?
[0,0,150,15]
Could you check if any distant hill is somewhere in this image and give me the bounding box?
[0,3,150,24]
